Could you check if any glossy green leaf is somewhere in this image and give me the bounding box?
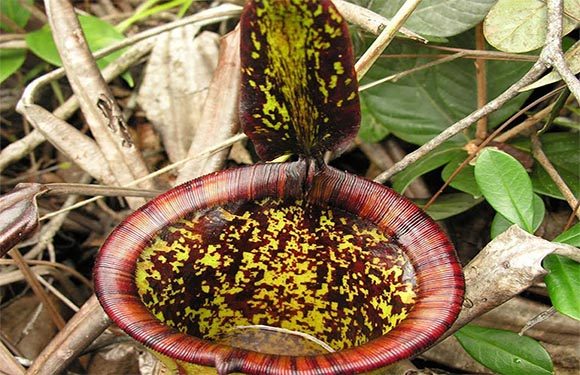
[0,48,26,83]
[484,0,580,53]
[490,193,545,238]
[441,153,482,198]
[456,325,553,375]
[392,144,462,194]
[239,0,360,160]
[26,15,132,85]
[353,0,496,37]
[417,193,483,221]
[475,148,534,232]
[360,33,532,145]
[544,254,580,320]
[0,0,32,31]
[359,94,388,143]
[553,223,580,247]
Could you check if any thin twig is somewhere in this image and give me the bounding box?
[26,295,111,375]
[36,274,80,312]
[359,51,466,91]
[531,133,579,219]
[0,259,92,289]
[563,201,579,231]
[423,45,538,62]
[355,0,423,80]
[475,23,488,141]
[493,103,555,143]
[518,307,556,336]
[44,183,163,197]
[8,249,66,330]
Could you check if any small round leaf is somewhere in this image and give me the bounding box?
[475,148,534,233]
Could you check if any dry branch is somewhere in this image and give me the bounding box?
[442,226,579,337]
[374,0,573,183]
[0,339,26,375]
[44,0,152,207]
[26,295,111,375]
[531,133,580,219]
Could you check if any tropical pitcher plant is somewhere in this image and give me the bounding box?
[94,0,465,374]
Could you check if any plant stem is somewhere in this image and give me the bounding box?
[475,23,488,141]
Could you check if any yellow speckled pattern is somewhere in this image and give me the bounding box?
[240,0,360,159]
[136,198,416,351]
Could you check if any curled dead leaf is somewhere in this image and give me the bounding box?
[0,183,47,257]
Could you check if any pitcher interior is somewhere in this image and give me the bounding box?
[135,197,417,354]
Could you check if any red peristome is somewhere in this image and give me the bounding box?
[94,161,464,374]
[239,0,360,160]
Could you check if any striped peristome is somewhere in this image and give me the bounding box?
[94,161,464,374]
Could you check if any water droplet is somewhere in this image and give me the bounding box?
[514,358,522,364]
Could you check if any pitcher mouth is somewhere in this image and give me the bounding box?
[94,161,464,374]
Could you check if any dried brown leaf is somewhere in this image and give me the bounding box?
[0,294,66,360]
[87,343,141,375]
[138,28,220,163]
[0,183,46,257]
[175,28,241,184]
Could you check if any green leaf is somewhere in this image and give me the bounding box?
[417,193,483,221]
[484,0,580,53]
[544,254,580,320]
[0,48,26,83]
[475,148,534,232]
[360,33,533,145]
[0,0,32,31]
[490,193,545,238]
[353,0,496,37]
[392,144,462,194]
[26,15,131,83]
[553,223,580,247]
[359,94,389,143]
[441,153,482,198]
[455,325,553,375]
